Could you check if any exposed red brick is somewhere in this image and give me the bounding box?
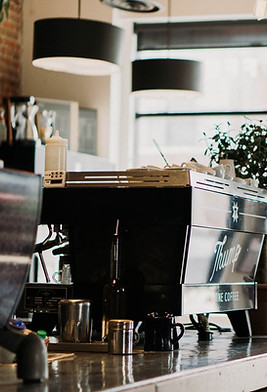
[2,21,20,37]
[0,0,22,103]
[3,38,19,50]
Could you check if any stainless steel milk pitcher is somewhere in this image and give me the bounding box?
[58,299,92,342]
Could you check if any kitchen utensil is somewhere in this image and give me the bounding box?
[219,159,236,178]
[108,319,139,354]
[52,264,72,284]
[214,164,225,178]
[44,130,68,172]
[9,96,39,141]
[144,313,184,351]
[245,178,259,187]
[58,299,92,342]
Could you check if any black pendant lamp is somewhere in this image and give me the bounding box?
[131,0,201,98]
[132,58,201,98]
[32,0,124,76]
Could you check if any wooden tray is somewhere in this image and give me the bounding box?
[48,340,108,353]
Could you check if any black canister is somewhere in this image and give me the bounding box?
[144,313,184,351]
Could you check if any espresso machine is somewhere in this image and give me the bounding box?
[37,169,267,338]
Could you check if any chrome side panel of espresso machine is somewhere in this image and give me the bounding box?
[182,187,266,313]
[181,173,266,336]
[40,170,267,336]
[0,168,48,381]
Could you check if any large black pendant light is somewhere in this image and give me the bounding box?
[131,0,201,98]
[132,58,201,98]
[32,0,124,76]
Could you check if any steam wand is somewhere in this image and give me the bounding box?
[37,251,50,283]
[152,138,170,167]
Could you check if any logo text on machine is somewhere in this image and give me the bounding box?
[209,235,242,281]
[232,202,239,223]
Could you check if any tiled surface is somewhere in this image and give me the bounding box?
[1,330,267,391]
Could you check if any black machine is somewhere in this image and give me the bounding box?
[40,169,267,336]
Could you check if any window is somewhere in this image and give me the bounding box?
[133,21,267,168]
[37,98,97,155]
[78,107,97,155]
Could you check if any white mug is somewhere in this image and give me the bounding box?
[245,178,259,187]
[52,264,72,284]
[219,159,236,179]
[213,165,225,178]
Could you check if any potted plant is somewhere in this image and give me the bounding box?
[203,119,267,189]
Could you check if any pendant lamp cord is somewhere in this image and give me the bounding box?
[78,0,81,18]
[167,0,171,52]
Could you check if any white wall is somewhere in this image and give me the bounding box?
[21,0,114,160]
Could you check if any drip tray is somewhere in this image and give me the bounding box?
[48,338,108,353]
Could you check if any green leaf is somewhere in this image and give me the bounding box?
[4,0,8,17]
[202,119,267,189]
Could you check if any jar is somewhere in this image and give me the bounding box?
[45,130,68,172]
[108,319,138,355]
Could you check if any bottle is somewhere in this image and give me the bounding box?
[37,330,50,348]
[44,130,68,172]
[102,219,127,341]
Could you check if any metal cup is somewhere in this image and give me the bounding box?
[219,159,236,179]
[108,319,139,355]
[214,164,225,178]
[52,264,72,284]
[58,299,92,342]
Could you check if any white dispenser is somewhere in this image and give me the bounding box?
[43,130,68,188]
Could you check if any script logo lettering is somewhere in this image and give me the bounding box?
[209,235,242,282]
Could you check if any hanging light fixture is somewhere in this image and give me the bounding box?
[32,0,124,76]
[132,59,200,98]
[100,0,163,13]
[131,0,201,98]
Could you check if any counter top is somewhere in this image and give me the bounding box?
[1,329,267,392]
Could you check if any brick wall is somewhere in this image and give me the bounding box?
[0,0,22,104]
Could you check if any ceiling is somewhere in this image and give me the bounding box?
[113,0,260,23]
